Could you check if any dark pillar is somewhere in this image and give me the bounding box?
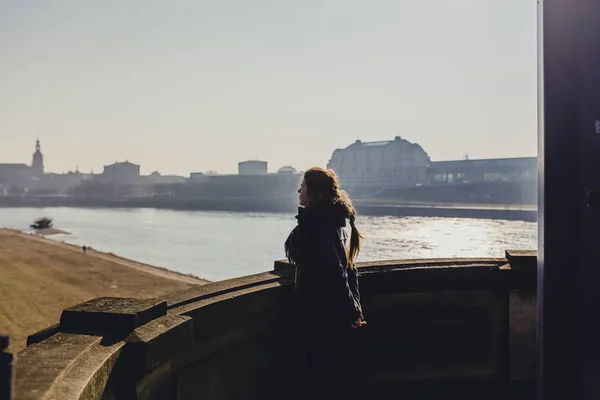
[538,0,600,399]
[0,336,13,400]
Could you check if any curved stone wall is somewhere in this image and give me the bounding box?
[13,252,536,400]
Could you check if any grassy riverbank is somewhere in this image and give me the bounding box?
[0,228,208,352]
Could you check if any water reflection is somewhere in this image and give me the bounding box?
[0,208,536,281]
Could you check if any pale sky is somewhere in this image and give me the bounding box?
[0,0,537,175]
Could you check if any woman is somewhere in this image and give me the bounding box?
[285,167,366,398]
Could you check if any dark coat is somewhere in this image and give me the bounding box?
[285,203,363,329]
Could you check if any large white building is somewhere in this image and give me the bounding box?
[238,160,268,175]
[100,161,141,185]
[327,136,430,194]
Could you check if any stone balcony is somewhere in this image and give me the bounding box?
[10,251,536,400]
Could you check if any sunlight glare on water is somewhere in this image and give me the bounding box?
[0,208,536,281]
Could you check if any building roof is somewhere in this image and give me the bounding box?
[104,161,140,168]
[431,157,536,168]
[362,140,392,147]
[239,160,267,164]
[347,136,408,148]
[343,137,427,154]
[0,164,30,169]
[277,166,297,173]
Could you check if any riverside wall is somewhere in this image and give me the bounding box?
[10,251,536,400]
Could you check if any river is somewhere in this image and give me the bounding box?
[0,207,537,281]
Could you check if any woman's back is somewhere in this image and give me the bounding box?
[284,167,366,399]
[287,203,361,327]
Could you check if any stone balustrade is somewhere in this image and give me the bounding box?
[13,251,536,400]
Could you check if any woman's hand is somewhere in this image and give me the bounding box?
[351,315,367,329]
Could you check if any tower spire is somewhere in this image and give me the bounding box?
[32,137,44,177]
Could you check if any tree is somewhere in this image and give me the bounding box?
[30,217,53,230]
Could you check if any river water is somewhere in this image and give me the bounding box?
[0,207,537,281]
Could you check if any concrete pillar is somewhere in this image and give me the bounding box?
[538,0,600,399]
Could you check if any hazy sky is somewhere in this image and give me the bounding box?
[1,0,537,175]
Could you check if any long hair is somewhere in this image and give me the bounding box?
[303,167,364,266]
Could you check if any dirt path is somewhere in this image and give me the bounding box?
[0,229,208,352]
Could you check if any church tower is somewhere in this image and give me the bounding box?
[32,139,44,178]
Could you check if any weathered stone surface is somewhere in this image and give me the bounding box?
[356,257,505,270]
[363,290,505,376]
[505,250,537,271]
[15,333,102,400]
[134,360,174,400]
[176,333,293,400]
[27,323,60,347]
[14,258,540,400]
[509,290,536,379]
[173,312,285,373]
[47,340,125,400]
[125,314,193,375]
[60,297,167,336]
[273,260,294,275]
[359,263,505,295]
[164,271,287,309]
[171,281,288,336]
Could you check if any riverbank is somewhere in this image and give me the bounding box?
[354,200,537,222]
[0,229,207,352]
[0,196,538,221]
[32,227,70,236]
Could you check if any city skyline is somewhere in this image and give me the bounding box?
[2,137,537,177]
[1,0,537,175]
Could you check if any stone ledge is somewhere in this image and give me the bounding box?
[357,258,506,272]
[13,256,539,400]
[164,271,288,309]
[273,260,294,274]
[15,333,102,400]
[505,250,537,271]
[60,297,167,337]
[360,265,527,295]
[27,324,60,347]
[46,340,124,400]
[170,281,288,336]
[276,257,507,273]
[125,314,193,376]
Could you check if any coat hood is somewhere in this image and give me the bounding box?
[296,201,348,227]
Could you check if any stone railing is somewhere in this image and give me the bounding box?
[1,335,13,400]
[13,251,536,400]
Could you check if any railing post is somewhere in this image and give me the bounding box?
[1,336,13,400]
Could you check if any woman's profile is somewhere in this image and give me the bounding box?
[285,167,366,398]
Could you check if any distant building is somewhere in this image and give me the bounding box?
[190,172,209,182]
[428,157,537,185]
[100,161,140,185]
[0,140,46,190]
[238,160,268,175]
[142,171,186,185]
[277,166,297,174]
[327,136,430,193]
[38,170,89,195]
[0,164,34,188]
[159,173,302,202]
